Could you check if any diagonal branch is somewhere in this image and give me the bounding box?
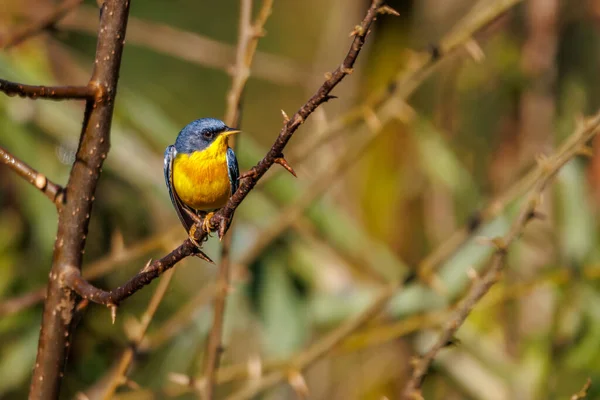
[0,145,64,207]
[62,0,388,309]
[0,78,95,100]
[400,113,600,399]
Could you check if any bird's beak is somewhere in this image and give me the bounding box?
[223,129,241,137]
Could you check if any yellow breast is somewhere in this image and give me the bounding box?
[173,138,231,211]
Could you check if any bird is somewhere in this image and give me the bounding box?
[164,118,240,257]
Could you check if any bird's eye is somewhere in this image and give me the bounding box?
[203,131,214,140]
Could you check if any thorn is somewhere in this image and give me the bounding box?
[76,298,89,312]
[140,258,153,273]
[109,304,117,324]
[377,5,400,16]
[323,95,338,103]
[527,209,546,221]
[123,378,141,390]
[218,218,228,241]
[535,153,552,172]
[195,249,215,264]
[274,156,297,177]
[465,39,485,62]
[349,25,365,37]
[287,370,309,398]
[491,237,507,252]
[466,267,479,281]
[110,229,125,258]
[363,106,382,132]
[252,26,266,38]
[281,109,290,124]
[247,354,263,380]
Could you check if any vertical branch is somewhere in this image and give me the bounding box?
[203,0,274,399]
[29,1,130,398]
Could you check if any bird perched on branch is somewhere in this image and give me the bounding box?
[164,118,240,260]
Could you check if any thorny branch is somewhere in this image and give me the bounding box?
[400,112,600,399]
[0,145,64,207]
[202,0,274,399]
[60,0,388,312]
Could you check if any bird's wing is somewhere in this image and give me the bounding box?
[164,145,196,232]
[226,147,240,196]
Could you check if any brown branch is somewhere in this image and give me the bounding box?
[61,0,386,309]
[29,0,130,398]
[0,78,95,100]
[0,0,83,49]
[0,227,178,318]
[400,113,600,399]
[203,0,273,398]
[0,145,64,207]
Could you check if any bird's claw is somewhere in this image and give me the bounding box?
[202,212,215,233]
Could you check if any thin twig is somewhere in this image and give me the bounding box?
[0,0,83,48]
[99,268,176,400]
[61,0,386,311]
[29,1,130,397]
[203,0,273,398]
[0,78,95,100]
[401,113,600,399]
[570,378,592,400]
[0,145,64,207]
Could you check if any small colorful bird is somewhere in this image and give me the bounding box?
[164,118,240,253]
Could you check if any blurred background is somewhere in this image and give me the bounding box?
[1,0,600,399]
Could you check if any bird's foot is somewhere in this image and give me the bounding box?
[202,212,215,233]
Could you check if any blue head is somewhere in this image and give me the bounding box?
[174,118,238,154]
